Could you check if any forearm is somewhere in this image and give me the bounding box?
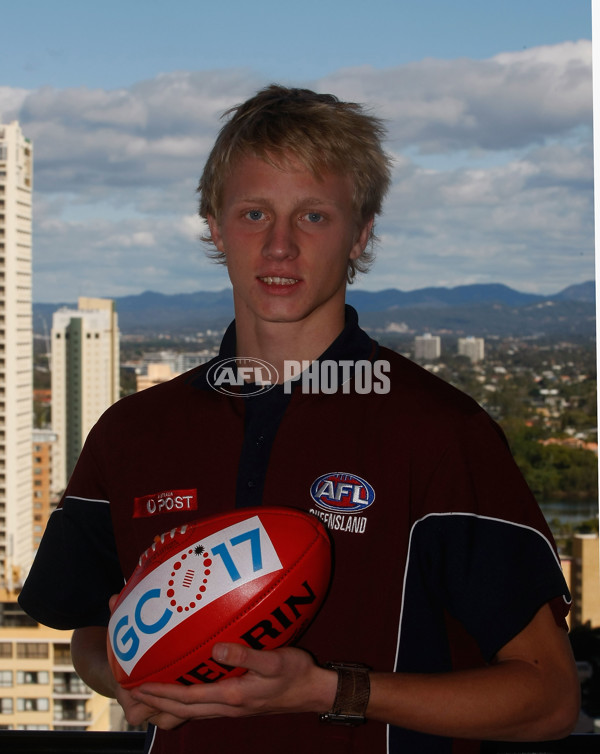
[71,626,119,699]
[367,660,574,742]
[363,603,579,742]
[315,603,578,742]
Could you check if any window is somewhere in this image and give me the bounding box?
[16,643,48,659]
[17,697,49,712]
[0,670,12,687]
[0,643,12,658]
[17,671,49,685]
[0,698,13,714]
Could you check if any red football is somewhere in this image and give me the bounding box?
[107,506,332,688]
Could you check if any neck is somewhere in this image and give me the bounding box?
[233,309,346,383]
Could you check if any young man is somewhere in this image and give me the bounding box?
[19,85,579,753]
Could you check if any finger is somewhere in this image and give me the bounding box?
[147,712,187,730]
[132,686,246,719]
[121,698,161,727]
[212,643,283,676]
[108,593,120,613]
[132,681,226,705]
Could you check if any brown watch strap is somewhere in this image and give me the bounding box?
[320,662,371,725]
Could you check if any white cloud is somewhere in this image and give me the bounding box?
[0,42,591,301]
[0,86,29,121]
[320,40,591,152]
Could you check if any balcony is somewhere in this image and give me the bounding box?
[53,672,92,697]
[0,731,597,753]
[52,712,92,725]
[52,698,91,725]
[53,683,92,697]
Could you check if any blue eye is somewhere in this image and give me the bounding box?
[246,210,263,221]
[306,212,323,223]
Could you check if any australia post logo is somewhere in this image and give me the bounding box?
[310,472,375,514]
[133,489,198,519]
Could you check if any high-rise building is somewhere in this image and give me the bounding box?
[31,430,58,552]
[0,122,33,589]
[458,336,485,363]
[51,298,119,494]
[564,534,600,628]
[0,603,112,731]
[414,333,441,361]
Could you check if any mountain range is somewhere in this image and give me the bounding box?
[33,280,596,338]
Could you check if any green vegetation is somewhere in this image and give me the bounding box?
[506,425,597,502]
[379,333,598,509]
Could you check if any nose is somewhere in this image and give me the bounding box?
[262,217,299,260]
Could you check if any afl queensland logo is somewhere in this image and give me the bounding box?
[310,472,375,514]
[207,357,279,397]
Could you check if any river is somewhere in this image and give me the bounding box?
[540,500,599,527]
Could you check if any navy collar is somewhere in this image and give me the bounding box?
[190,305,376,392]
[218,305,374,362]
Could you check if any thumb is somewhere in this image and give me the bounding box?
[212,642,252,668]
[212,643,292,678]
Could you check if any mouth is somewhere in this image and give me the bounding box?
[258,276,300,286]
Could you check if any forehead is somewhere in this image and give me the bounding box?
[219,153,355,208]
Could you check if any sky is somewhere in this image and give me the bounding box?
[0,0,593,303]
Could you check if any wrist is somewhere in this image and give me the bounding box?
[319,662,371,726]
[309,664,339,713]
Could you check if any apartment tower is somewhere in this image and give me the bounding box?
[51,298,119,494]
[414,333,441,362]
[458,336,485,364]
[0,122,33,589]
[31,429,58,552]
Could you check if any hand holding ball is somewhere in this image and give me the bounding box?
[107,507,331,687]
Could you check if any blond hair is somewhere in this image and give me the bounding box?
[198,84,392,281]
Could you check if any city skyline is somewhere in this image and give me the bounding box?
[0,1,594,303]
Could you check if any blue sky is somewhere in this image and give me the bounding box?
[3,0,591,89]
[0,0,593,302]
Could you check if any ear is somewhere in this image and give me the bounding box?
[206,214,225,252]
[349,217,374,261]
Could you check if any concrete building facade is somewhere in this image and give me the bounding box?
[31,430,58,552]
[414,333,441,361]
[0,605,111,731]
[566,534,600,629]
[458,336,485,363]
[0,122,33,589]
[51,298,119,494]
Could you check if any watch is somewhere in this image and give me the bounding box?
[319,662,371,726]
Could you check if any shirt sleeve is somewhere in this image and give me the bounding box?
[19,435,124,630]
[406,409,571,662]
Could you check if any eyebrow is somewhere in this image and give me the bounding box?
[233,196,341,207]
